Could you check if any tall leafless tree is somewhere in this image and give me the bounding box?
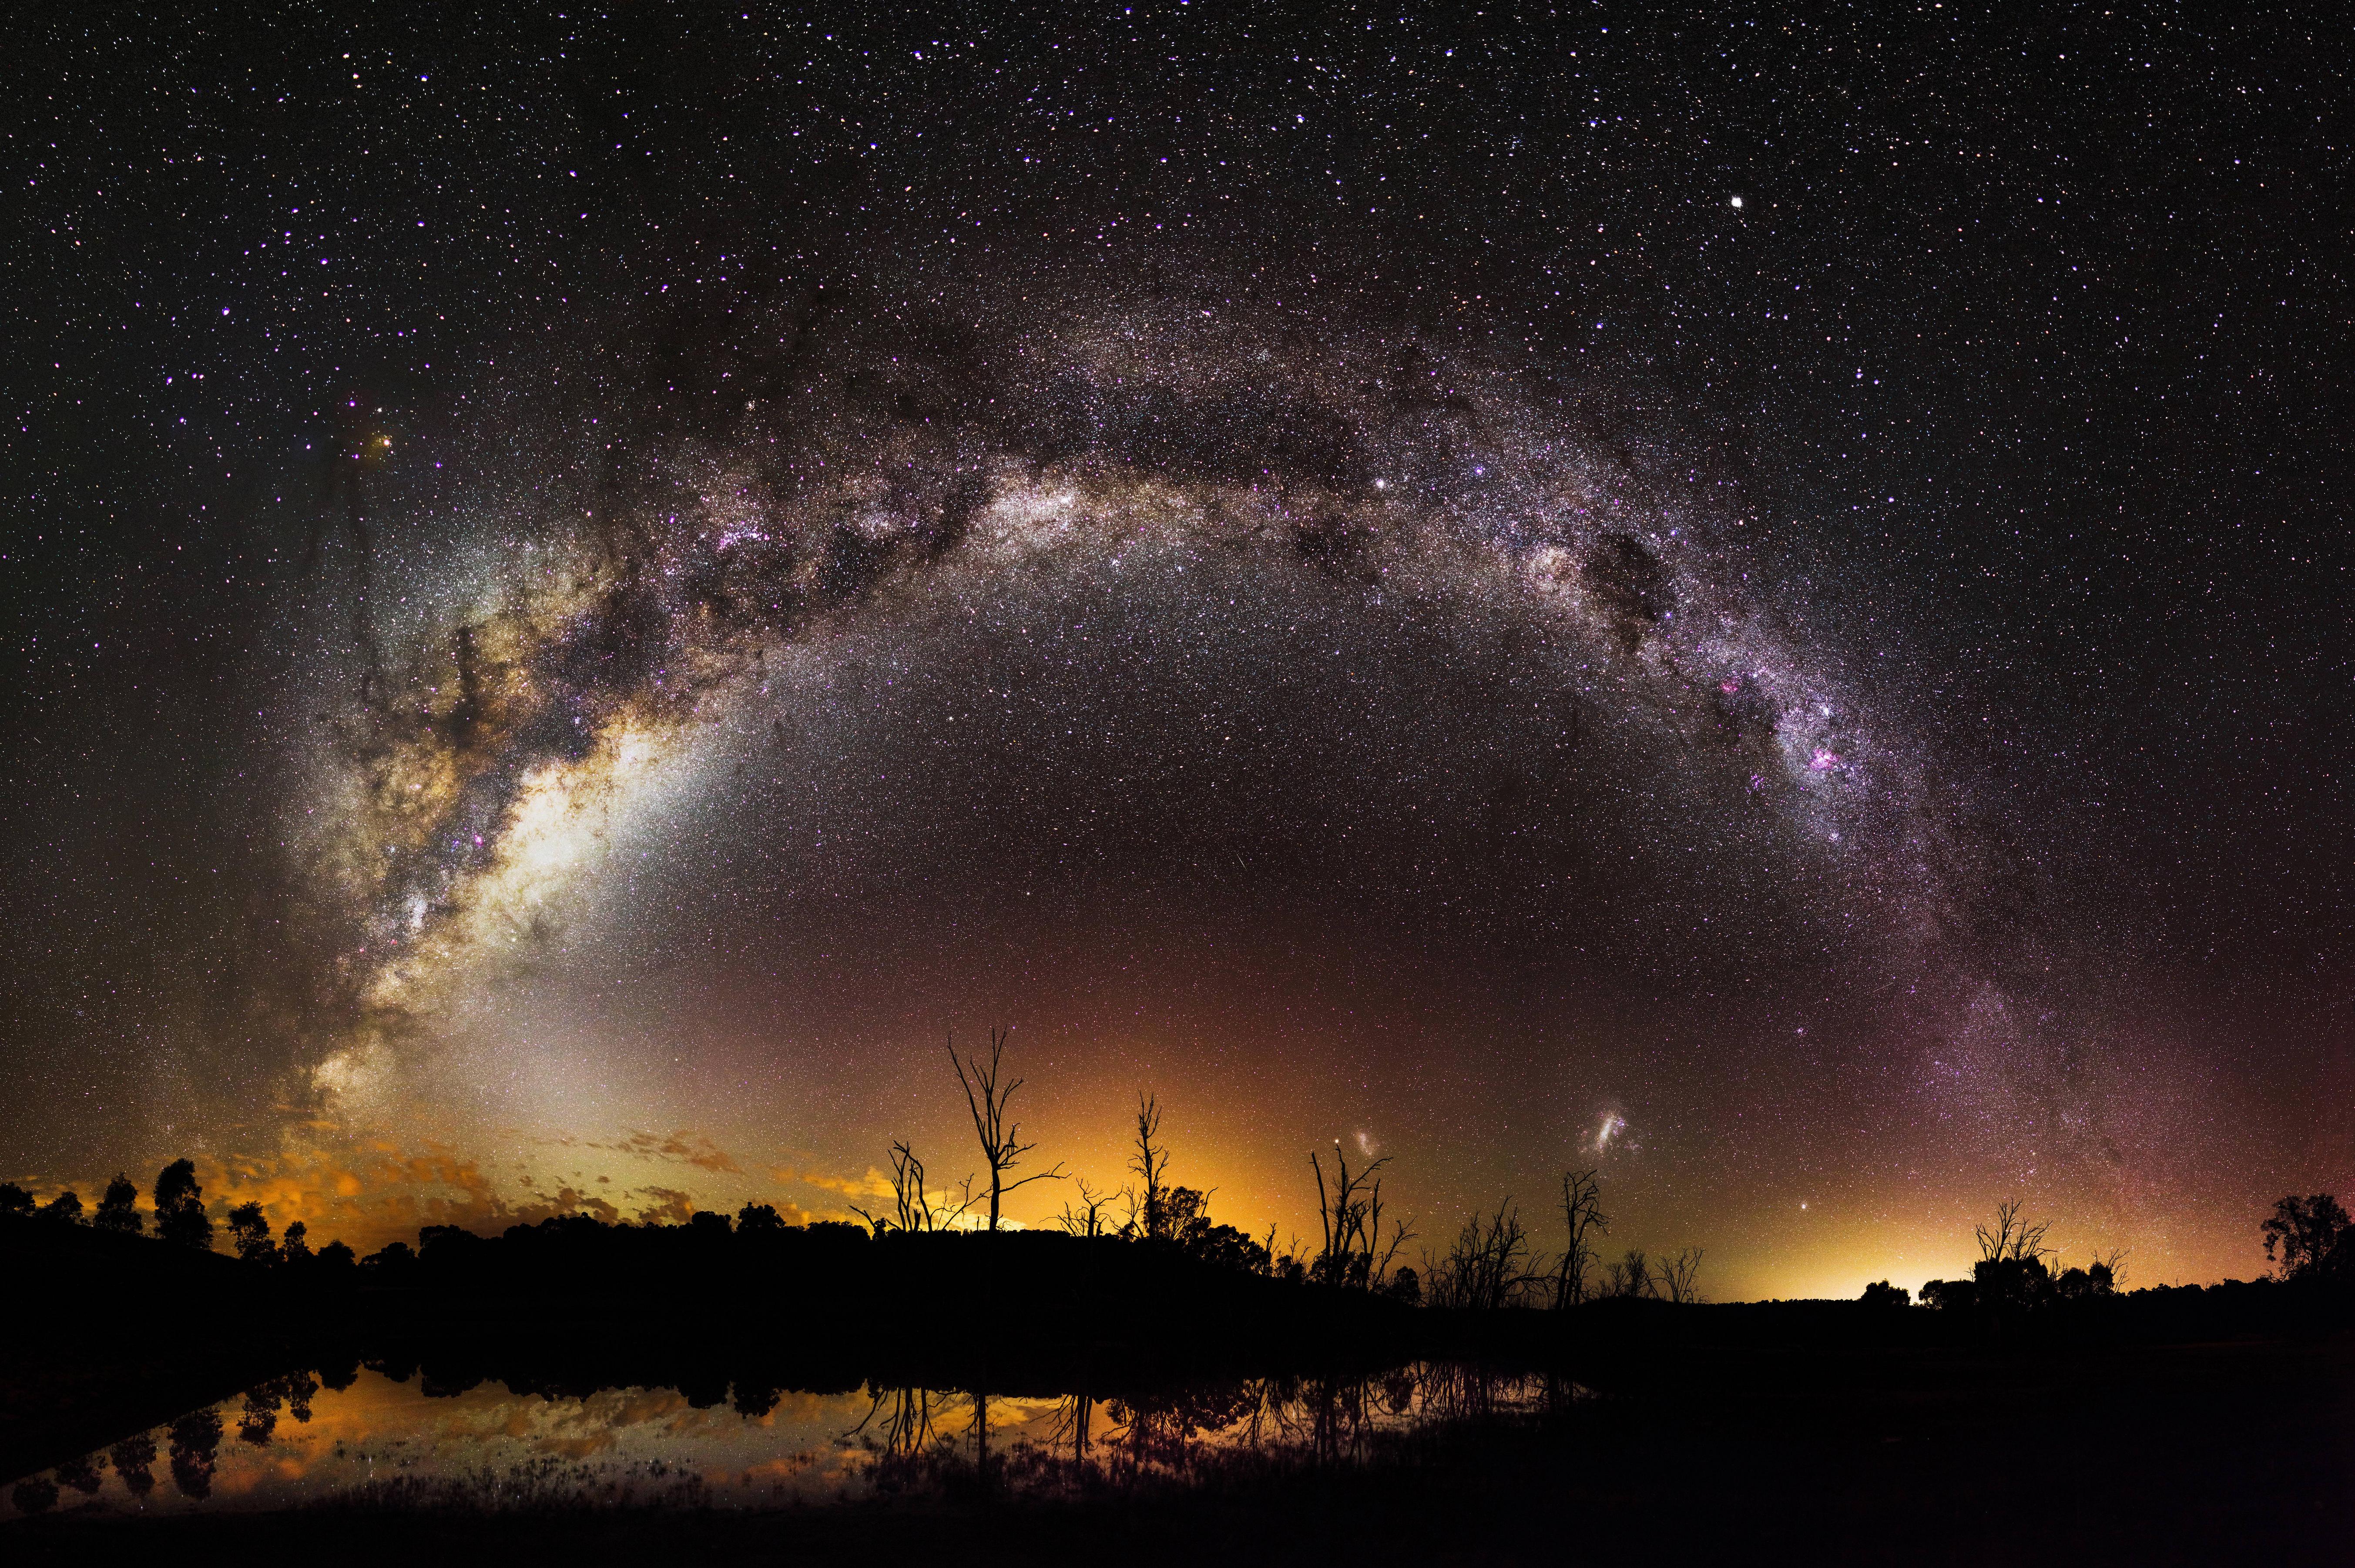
[1309,1142,1412,1289]
[1553,1168,1608,1309]
[949,1026,1065,1231]
[1131,1092,1173,1240]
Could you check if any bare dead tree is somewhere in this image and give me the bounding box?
[1605,1248,1654,1299]
[850,1140,977,1234]
[1131,1092,1173,1240]
[2092,1246,2131,1289]
[1655,1245,1705,1303]
[1976,1198,2054,1263]
[948,1026,1066,1231]
[1553,1168,1609,1309]
[1310,1142,1401,1289]
[1426,1199,1536,1310]
[1056,1176,1116,1237]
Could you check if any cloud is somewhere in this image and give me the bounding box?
[552,1129,742,1174]
[768,1163,894,1199]
[630,1186,695,1226]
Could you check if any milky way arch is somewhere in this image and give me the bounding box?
[282,276,2044,1166]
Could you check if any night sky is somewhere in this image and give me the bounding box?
[4,5,2348,1300]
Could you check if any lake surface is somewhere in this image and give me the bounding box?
[6,1361,1574,1519]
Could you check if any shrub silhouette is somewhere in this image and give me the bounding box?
[1860,1280,1911,1308]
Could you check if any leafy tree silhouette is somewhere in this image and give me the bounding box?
[1860,1280,1911,1308]
[736,1202,786,1232]
[2261,1193,2351,1282]
[0,1182,30,1216]
[227,1200,276,1263]
[40,1189,84,1223]
[10,1475,57,1514]
[93,1173,143,1234]
[280,1219,313,1263]
[153,1159,214,1250]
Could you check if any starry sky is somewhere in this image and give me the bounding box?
[3,5,2348,1300]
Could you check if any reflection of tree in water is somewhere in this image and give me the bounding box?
[235,1370,322,1446]
[53,1452,104,1496]
[111,1431,158,1498]
[168,1407,225,1499]
[836,1365,1554,1504]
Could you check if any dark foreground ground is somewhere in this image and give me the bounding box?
[7,1330,2349,1567]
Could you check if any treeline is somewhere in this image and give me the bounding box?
[1855,1193,2354,1336]
[0,1160,359,1275]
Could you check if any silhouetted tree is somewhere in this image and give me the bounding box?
[1385,1266,1422,1307]
[1918,1277,1973,1312]
[1860,1279,1911,1308]
[280,1219,312,1264]
[40,1189,84,1223]
[948,1027,1065,1231]
[93,1173,142,1235]
[0,1182,31,1216]
[109,1433,158,1498]
[1553,1168,1608,1308]
[736,1203,786,1233]
[1132,1092,1174,1240]
[227,1201,275,1263]
[2260,1193,2351,1282]
[1655,1245,1706,1303]
[1976,1198,2053,1266]
[689,1209,732,1237]
[1056,1176,1116,1237]
[153,1159,213,1250]
[317,1238,357,1273]
[1426,1199,1535,1310]
[1310,1143,1410,1289]
[1973,1199,2057,1319]
[1605,1248,1654,1298]
[10,1475,57,1514]
[362,1240,417,1281]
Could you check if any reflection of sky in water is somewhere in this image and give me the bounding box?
[8,1365,1559,1519]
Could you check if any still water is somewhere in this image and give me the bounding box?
[7,1362,1570,1519]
